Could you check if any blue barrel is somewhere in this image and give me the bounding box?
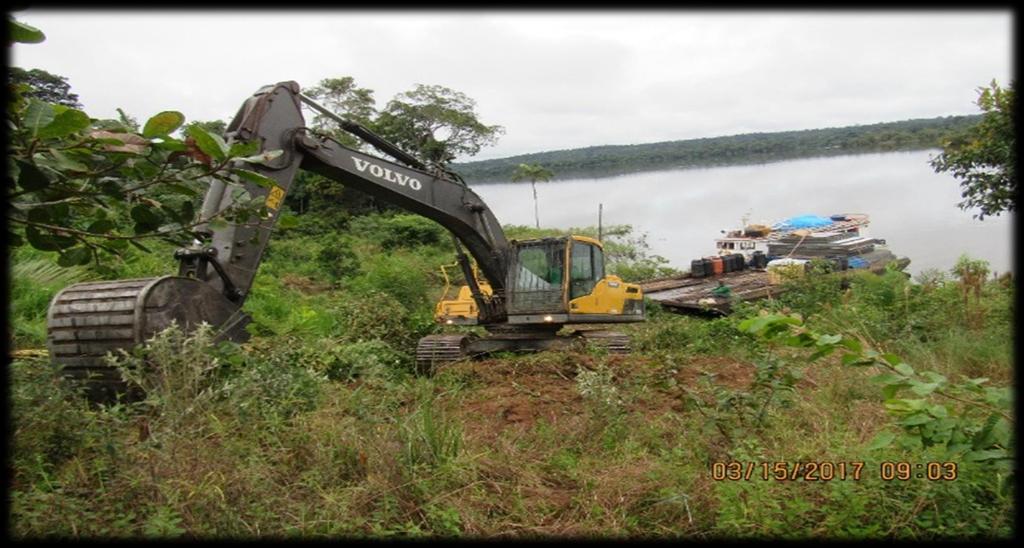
[722,254,734,273]
[735,254,746,271]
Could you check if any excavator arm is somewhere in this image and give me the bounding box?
[190,81,509,308]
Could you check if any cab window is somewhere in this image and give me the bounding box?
[516,246,562,290]
[570,241,604,299]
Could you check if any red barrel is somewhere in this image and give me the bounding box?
[710,256,724,275]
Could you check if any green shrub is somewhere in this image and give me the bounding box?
[378,214,446,250]
[348,213,447,250]
[222,347,326,424]
[349,254,431,313]
[316,236,361,281]
[263,338,411,381]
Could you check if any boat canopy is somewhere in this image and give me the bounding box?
[773,214,834,230]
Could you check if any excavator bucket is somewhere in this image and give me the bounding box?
[45,276,249,401]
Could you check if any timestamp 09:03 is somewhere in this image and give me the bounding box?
[710,461,959,481]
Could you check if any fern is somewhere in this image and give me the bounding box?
[11,258,94,287]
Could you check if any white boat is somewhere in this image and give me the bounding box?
[714,212,872,261]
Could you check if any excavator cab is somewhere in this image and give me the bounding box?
[435,235,645,326]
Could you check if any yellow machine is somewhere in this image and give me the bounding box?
[435,235,644,326]
[435,262,493,325]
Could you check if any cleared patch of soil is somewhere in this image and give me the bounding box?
[443,353,758,445]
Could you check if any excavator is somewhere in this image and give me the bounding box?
[45,81,646,400]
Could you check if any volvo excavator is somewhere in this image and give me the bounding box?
[45,81,646,400]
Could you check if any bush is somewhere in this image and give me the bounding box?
[349,254,432,314]
[348,213,447,250]
[378,214,446,250]
[221,347,326,424]
[316,236,362,281]
[256,338,411,381]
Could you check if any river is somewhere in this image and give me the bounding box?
[470,150,1014,277]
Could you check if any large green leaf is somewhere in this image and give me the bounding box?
[152,139,188,152]
[228,140,261,157]
[24,99,55,132]
[86,219,117,234]
[866,431,895,450]
[186,125,228,161]
[58,246,93,267]
[232,167,277,189]
[131,204,162,232]
[26,207,51,223]
[909,382,940,396]
[15,160,51,191]
[25,226,77,251]
[898,413,932,426]
[816,334,842,346]
[143,111,186,138]
[37,108,91,139]
[893,363,915,377]
[841,353,875,367]
[9,18,45,43]
[47,149,89,172]
[163,182,199,196]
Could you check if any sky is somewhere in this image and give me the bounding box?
[10,9,1015,162]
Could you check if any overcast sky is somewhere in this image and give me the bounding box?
[11,9,1014,161]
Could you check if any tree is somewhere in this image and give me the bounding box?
[303,76,377,149]
[180,119,228,139]
[930,80,1016,219]
[373,83,504,164]
[9,67,81,108]
[511,163,554,229]
[290,77,504,220]
[7,16,283,267]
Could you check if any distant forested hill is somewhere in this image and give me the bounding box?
[452,115,981,183]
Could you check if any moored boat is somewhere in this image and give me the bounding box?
[714,213,871,261]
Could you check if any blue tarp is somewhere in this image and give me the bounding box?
[774,214,834,230]
[848,257,870,269]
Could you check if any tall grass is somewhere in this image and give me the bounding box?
[6,217,1013,538]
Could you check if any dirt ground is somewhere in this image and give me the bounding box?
[443,353,758,445]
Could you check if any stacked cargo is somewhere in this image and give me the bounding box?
[767,231,877,258]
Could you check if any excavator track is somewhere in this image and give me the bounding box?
[415,334,471,374]
[575,330,631,354]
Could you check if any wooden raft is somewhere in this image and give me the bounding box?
[640,270,774,315]
[639,256,911,316]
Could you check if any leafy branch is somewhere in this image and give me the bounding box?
[739,312,1013,469]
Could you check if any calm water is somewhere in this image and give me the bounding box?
[471,151,1014,277]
